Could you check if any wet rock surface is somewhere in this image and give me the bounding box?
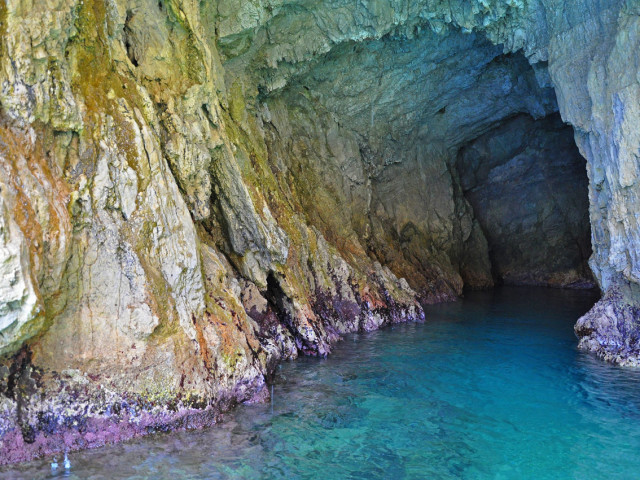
[575,279,640,366]
[0,0,638,465]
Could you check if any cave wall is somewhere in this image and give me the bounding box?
[260,30,559,303]
[457,113,593,288]
[0,0,638,463]
[541,0,640,364]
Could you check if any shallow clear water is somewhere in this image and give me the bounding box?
[7,287,640,479]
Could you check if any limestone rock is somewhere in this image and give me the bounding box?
[1,0,640,465]
[457,113,593,288]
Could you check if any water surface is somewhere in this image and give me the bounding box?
[7,287,640,479]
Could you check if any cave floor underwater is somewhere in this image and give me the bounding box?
[6,286,640,480]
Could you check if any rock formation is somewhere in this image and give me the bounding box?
[0,0,637,464]
[457,113,593,288]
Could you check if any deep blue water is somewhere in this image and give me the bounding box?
[7,287,640,479]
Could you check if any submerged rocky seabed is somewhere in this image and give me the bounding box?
[0,0,639,464]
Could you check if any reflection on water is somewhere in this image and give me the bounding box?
[7,287,640,479]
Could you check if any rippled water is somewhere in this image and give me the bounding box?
[7,287,640,479]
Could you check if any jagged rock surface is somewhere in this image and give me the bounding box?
[0,0,636,465]
[457,113,593,288]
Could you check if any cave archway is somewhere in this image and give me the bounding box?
[255,28,594,303]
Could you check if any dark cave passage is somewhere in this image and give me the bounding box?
[455,113,594,289]
[259,28,596,302]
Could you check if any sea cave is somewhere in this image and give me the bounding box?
[1,0,640,477]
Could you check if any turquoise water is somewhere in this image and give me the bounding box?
[7,287,640,479]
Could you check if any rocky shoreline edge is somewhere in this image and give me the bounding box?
[0,294,425,467]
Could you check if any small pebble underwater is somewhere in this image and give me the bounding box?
[6,286,640,480]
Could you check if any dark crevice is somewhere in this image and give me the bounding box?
[123,11,139,68]
[264,272,300,347]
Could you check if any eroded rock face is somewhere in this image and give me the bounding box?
[457,113,593,288]
[546,1,640,363]
[260,33,559,303]
[0,0,636,464]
